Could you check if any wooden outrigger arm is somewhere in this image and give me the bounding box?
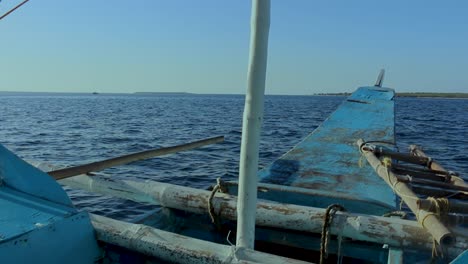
[48,136,224,180]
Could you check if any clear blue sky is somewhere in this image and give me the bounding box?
[1,0,467,94]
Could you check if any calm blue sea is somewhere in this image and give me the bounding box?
[0,94,467,220]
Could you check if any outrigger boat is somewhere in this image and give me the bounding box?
[1,1,467,263]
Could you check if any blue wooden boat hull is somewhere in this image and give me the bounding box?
[0,145,101,264]
[257,86,396,215]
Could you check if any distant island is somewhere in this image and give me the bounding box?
[396,92,468,98]
[315,92,468,98]
[315,92,351,96]
[0,91,194,96]
[134,92,192,96]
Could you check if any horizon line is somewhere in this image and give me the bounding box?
[1,90,467,97]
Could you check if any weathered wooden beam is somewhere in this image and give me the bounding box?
[90,214,309,264]
[48,136,224,180]
[59,174,467,256]
[358,139,454,247]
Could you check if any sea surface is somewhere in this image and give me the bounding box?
[0,93,467,221]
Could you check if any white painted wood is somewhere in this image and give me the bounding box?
[237,0,271,249]
[59,174,467,256]
[90,214,309,264]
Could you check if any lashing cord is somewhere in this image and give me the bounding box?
[320,204,346,264]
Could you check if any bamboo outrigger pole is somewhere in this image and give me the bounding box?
[48,136,224,180]
[357,139,454,246]
[237,0,271,249]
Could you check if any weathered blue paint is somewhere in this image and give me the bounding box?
[0,144,73,206]
[224,181,393,215]
[0,187,73,239]
[0,144,101,264]
[387,248,403,264]
[255,226,389,262]
[0,207,101,264]
[450,250,468,264]
[258,86,397,214]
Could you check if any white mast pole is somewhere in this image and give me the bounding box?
[236,0,271,249]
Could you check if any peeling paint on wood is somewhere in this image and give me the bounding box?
[60,174,467,256]
[258,87,397,214]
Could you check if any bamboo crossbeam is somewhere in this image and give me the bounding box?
[393,163,455,177]
[409,145,467,190]
[373,148,431,166]
[394,174,468,192]
[418,199,468,214]
[409,145,446,172]
[59,174,467,255]
[411,184,463,197]
[48,136,224,180]
[357,139,454,247]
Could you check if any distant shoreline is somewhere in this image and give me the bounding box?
[1,91,467,98]
[315,92,468,99]
[395,92,468,98]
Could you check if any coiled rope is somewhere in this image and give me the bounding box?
[320,204,346,264]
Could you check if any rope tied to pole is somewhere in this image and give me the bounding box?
[208,177,223,226]
[320,204,346,264]
[418,197,450,262]
[428,197,450,223]
[425,157,433,169]
[357,140,372,168]
[419,197,450,231]
[360,141,421,204]
[381,156,421,204]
